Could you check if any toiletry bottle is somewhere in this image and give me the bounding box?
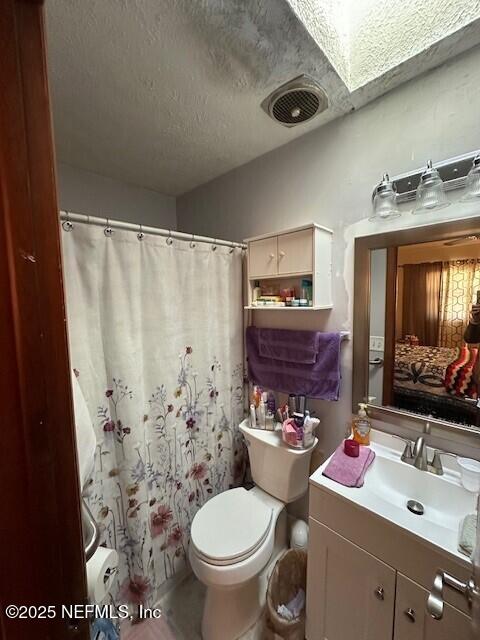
[267,391,276,414]
[257,396,266,429]
[252,385,261,408]
[253,281,261,302]
[303,413,314,448]
[303,411,320,448]
[293,412,305,447]
[296,394,306,415]
[250,404,257,428]
[265,410,275,431]
[288,394,296,417]
[352,403,371,445]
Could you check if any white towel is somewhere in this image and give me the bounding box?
[458,513,477,557]
[71,372,96,490]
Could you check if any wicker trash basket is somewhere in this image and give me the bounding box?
[265,549,307,640]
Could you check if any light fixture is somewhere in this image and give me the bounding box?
[412,160,450,214]
[444,235,479,247]
[461,153,480,201]
[370,174,401,221]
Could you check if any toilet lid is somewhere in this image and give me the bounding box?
[191,488,272,565]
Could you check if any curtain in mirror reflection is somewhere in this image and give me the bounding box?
[401,262,442,346]
[399,259,480,349]
[439,259,480,348]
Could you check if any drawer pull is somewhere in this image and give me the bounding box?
[279,251,286,258]
[404,608,416,623]
[269,253,275,259]
[374,586,385,601]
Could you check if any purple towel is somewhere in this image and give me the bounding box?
[322,444,375,487]
[258,328,319,364]
[246,327,342,400]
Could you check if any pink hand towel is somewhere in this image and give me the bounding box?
[322,444,375,487]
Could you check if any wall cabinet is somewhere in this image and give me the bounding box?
[306,521,472,640]
[277,228,313,275]
[245,223,333,310]
[248,236,278,278]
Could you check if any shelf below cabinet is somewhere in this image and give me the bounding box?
[244,305,333,311]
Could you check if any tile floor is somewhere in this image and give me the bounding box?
[122,617,176,640]
[157,573,266,639]
[122,573,267,639]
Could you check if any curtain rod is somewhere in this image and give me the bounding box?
[59,211,247,249]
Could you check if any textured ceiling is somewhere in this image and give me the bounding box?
[46,0,480,196]
[287,0,480,90]
[346,0,480,90]
[46,0,352,196]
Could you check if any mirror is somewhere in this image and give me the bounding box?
[354,216,480,433]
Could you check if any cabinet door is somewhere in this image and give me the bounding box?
[394,573,471,640]
[306,520,396,640]
[277,228,313,275]
[248,236,278,278]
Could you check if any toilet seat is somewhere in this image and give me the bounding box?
[190,487,273,566]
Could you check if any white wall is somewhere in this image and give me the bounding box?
[57,163,177,229]
[177,46,480,462]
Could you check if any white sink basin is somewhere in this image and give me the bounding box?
[310,430,477,563]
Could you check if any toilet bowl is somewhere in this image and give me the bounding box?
[189,420,317,640]
[189,486,286,640]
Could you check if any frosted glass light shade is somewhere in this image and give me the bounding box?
[370,174,400,221]
[412,160,450,214]
[461,154,480,202]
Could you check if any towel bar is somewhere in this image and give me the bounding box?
[82,498,100,562]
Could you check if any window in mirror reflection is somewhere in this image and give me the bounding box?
[369,239,480,428]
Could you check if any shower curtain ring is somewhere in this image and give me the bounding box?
[212,239,217,251]
[229,242,235,254]
[166,230,173,245]
[190,234,196,249]
[104,218,114,237]
[137,224,145,241]
[62,211,74,232]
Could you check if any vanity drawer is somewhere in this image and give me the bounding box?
[394,573,471,640]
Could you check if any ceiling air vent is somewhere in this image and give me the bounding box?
[262,75,328,128]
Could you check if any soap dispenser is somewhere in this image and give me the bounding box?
[352,403,371,446]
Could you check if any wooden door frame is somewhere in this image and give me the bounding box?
[0,1,89,638]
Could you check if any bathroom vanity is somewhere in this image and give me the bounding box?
[306,431,474,639]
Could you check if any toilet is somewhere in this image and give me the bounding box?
[189,419,317,640]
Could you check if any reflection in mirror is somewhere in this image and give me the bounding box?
[369,249,386,406]
[369,238,480,427]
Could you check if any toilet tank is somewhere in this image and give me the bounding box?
[239,420,317,503]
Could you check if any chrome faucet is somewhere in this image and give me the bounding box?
[394,435,427,469]
[412,436,428,471]
[394,434,456,475]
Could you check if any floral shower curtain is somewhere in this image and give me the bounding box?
[62,222,245,608]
